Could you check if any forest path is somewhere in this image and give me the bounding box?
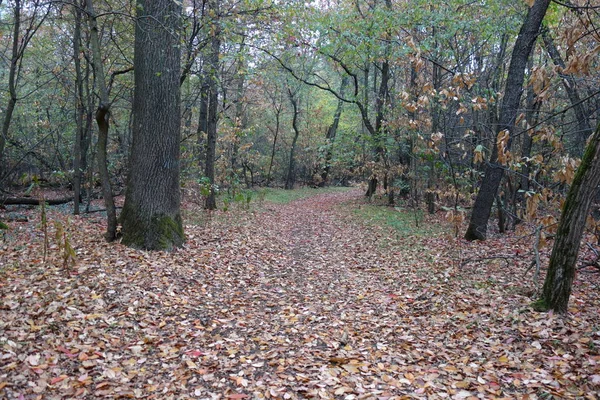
[177,189,471,398]
[2,189,600,399]
[176,188,465,398]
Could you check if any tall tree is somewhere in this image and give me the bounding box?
[72,1,84,215]
[320,76,348,186]
[0,0,49,179]
[86,0,117,240]
[203,0,221,210]
[285,86,301,190]
[465,0,551,241]
[120,0,184,250]
[541,26,593,155]
[535,122,600,313]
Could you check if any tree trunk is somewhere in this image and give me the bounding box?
[204,0,220,210]
[320,76,347,186]
[520,62,541,194]
[197,71,209,169]
[0,0,21,178]
[120,0,184,250]
[535,122,600,313]
[86,0,117,241]
[72,2,84,215]
[231,49,246,180]
[541,27,593,155]
[465,0,550,241]
[285,88,300,190]
[266,107,281,186]
[516,55,542,225]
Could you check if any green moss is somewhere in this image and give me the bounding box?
[531,298,549,312]
[155,214,184,250]
[120,208,184,251]
[0,221,9,230]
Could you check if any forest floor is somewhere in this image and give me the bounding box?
[1,188,600,399]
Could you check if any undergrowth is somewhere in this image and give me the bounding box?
[353,203,448,237]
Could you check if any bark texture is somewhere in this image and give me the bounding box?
[0,0,21,177]
[196,72,209,168]
[86,0,117,241]
[285,88,300,190]
[72,2,83,215]
[203,0,220,210]
[465,0,550,241]
[120,0,184,250]
[320,77,348,186]
[536,122,600,313]
[541,27,593,155]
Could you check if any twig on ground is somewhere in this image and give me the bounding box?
[460,255,515,268]
[578,242,600,272]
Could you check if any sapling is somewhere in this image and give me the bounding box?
[54,220,76,269]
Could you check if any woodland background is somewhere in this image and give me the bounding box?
[0,0,596,223]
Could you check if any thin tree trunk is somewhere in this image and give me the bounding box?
[465,0,550,241]
[364,58,389,198]
[266,108,281,186]
[197,71,209,169]
[520,65,541,193]
[204,0,220,210]
[231,49,246,180]
[72,1,84,215]
[285,88,300,190]
[86,0,117,241]
[320,76,348,186]
[541,27,593,155]
[535,122,600,313]
[0,0,49,181]
[517,55,543,225]
[0,0,21,177]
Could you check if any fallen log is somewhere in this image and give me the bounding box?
[1,197,73,206]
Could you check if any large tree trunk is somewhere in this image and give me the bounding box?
[86,0,117,241]
[535,122,600,313]
[285,88,300,190]
[465,0,550,241]
[204,0,220,210]
[120,0,184,250]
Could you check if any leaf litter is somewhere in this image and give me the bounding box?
[1,189,600,399]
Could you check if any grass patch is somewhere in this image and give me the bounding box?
[257,186,352,204]
[353,204,447,237]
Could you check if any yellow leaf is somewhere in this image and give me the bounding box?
[455,380,470,388]
[342,363,359,373]
[334,387,352,395]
